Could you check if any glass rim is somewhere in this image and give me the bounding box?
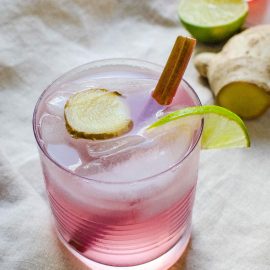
[33,58,203,184]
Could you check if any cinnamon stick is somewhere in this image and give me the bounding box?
[152,36,196,105]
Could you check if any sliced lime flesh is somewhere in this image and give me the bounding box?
[178,0,248,43]
[148,105,250,149]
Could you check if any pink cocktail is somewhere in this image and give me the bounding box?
[33,59,202,269]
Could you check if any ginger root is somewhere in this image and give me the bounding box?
[194,24,270,119]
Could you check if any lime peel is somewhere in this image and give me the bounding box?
[178,0,248,43]
[148,105,250,149]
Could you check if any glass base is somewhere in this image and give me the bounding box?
[57,227,191,270]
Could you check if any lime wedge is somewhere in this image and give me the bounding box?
[178,0,248,43]
[148,105,250,149]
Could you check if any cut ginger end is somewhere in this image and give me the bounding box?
[217,82,270,120]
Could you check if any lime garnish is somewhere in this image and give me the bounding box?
[148,105,250,149]
[178,0,248,43]
[64,89,133,140]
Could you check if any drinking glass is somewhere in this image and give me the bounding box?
[33,59,203,270]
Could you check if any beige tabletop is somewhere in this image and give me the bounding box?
[0,1,270,270]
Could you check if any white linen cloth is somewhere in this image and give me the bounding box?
[1,0,270,269]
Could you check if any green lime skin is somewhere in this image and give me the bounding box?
[179,12,248,43]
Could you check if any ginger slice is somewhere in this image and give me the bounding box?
[152,36,196,105]
[64,89,133,140]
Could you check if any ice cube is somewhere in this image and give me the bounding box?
[40,114,68,144]
[158,105,188,117]
[87,135,146,158]
[74,158,104,178]
[145,115,202,164]
[47,144,82,171]
[40,114,82,171]
[74,135,150,179]
[45,91,71,117]
[87,116,201,182]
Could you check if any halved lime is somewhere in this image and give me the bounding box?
[148,105,250,149]
[178,0,248,43]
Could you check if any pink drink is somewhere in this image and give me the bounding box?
[33,59,202,269]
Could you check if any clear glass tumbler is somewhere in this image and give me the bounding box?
[33,59,203,270]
